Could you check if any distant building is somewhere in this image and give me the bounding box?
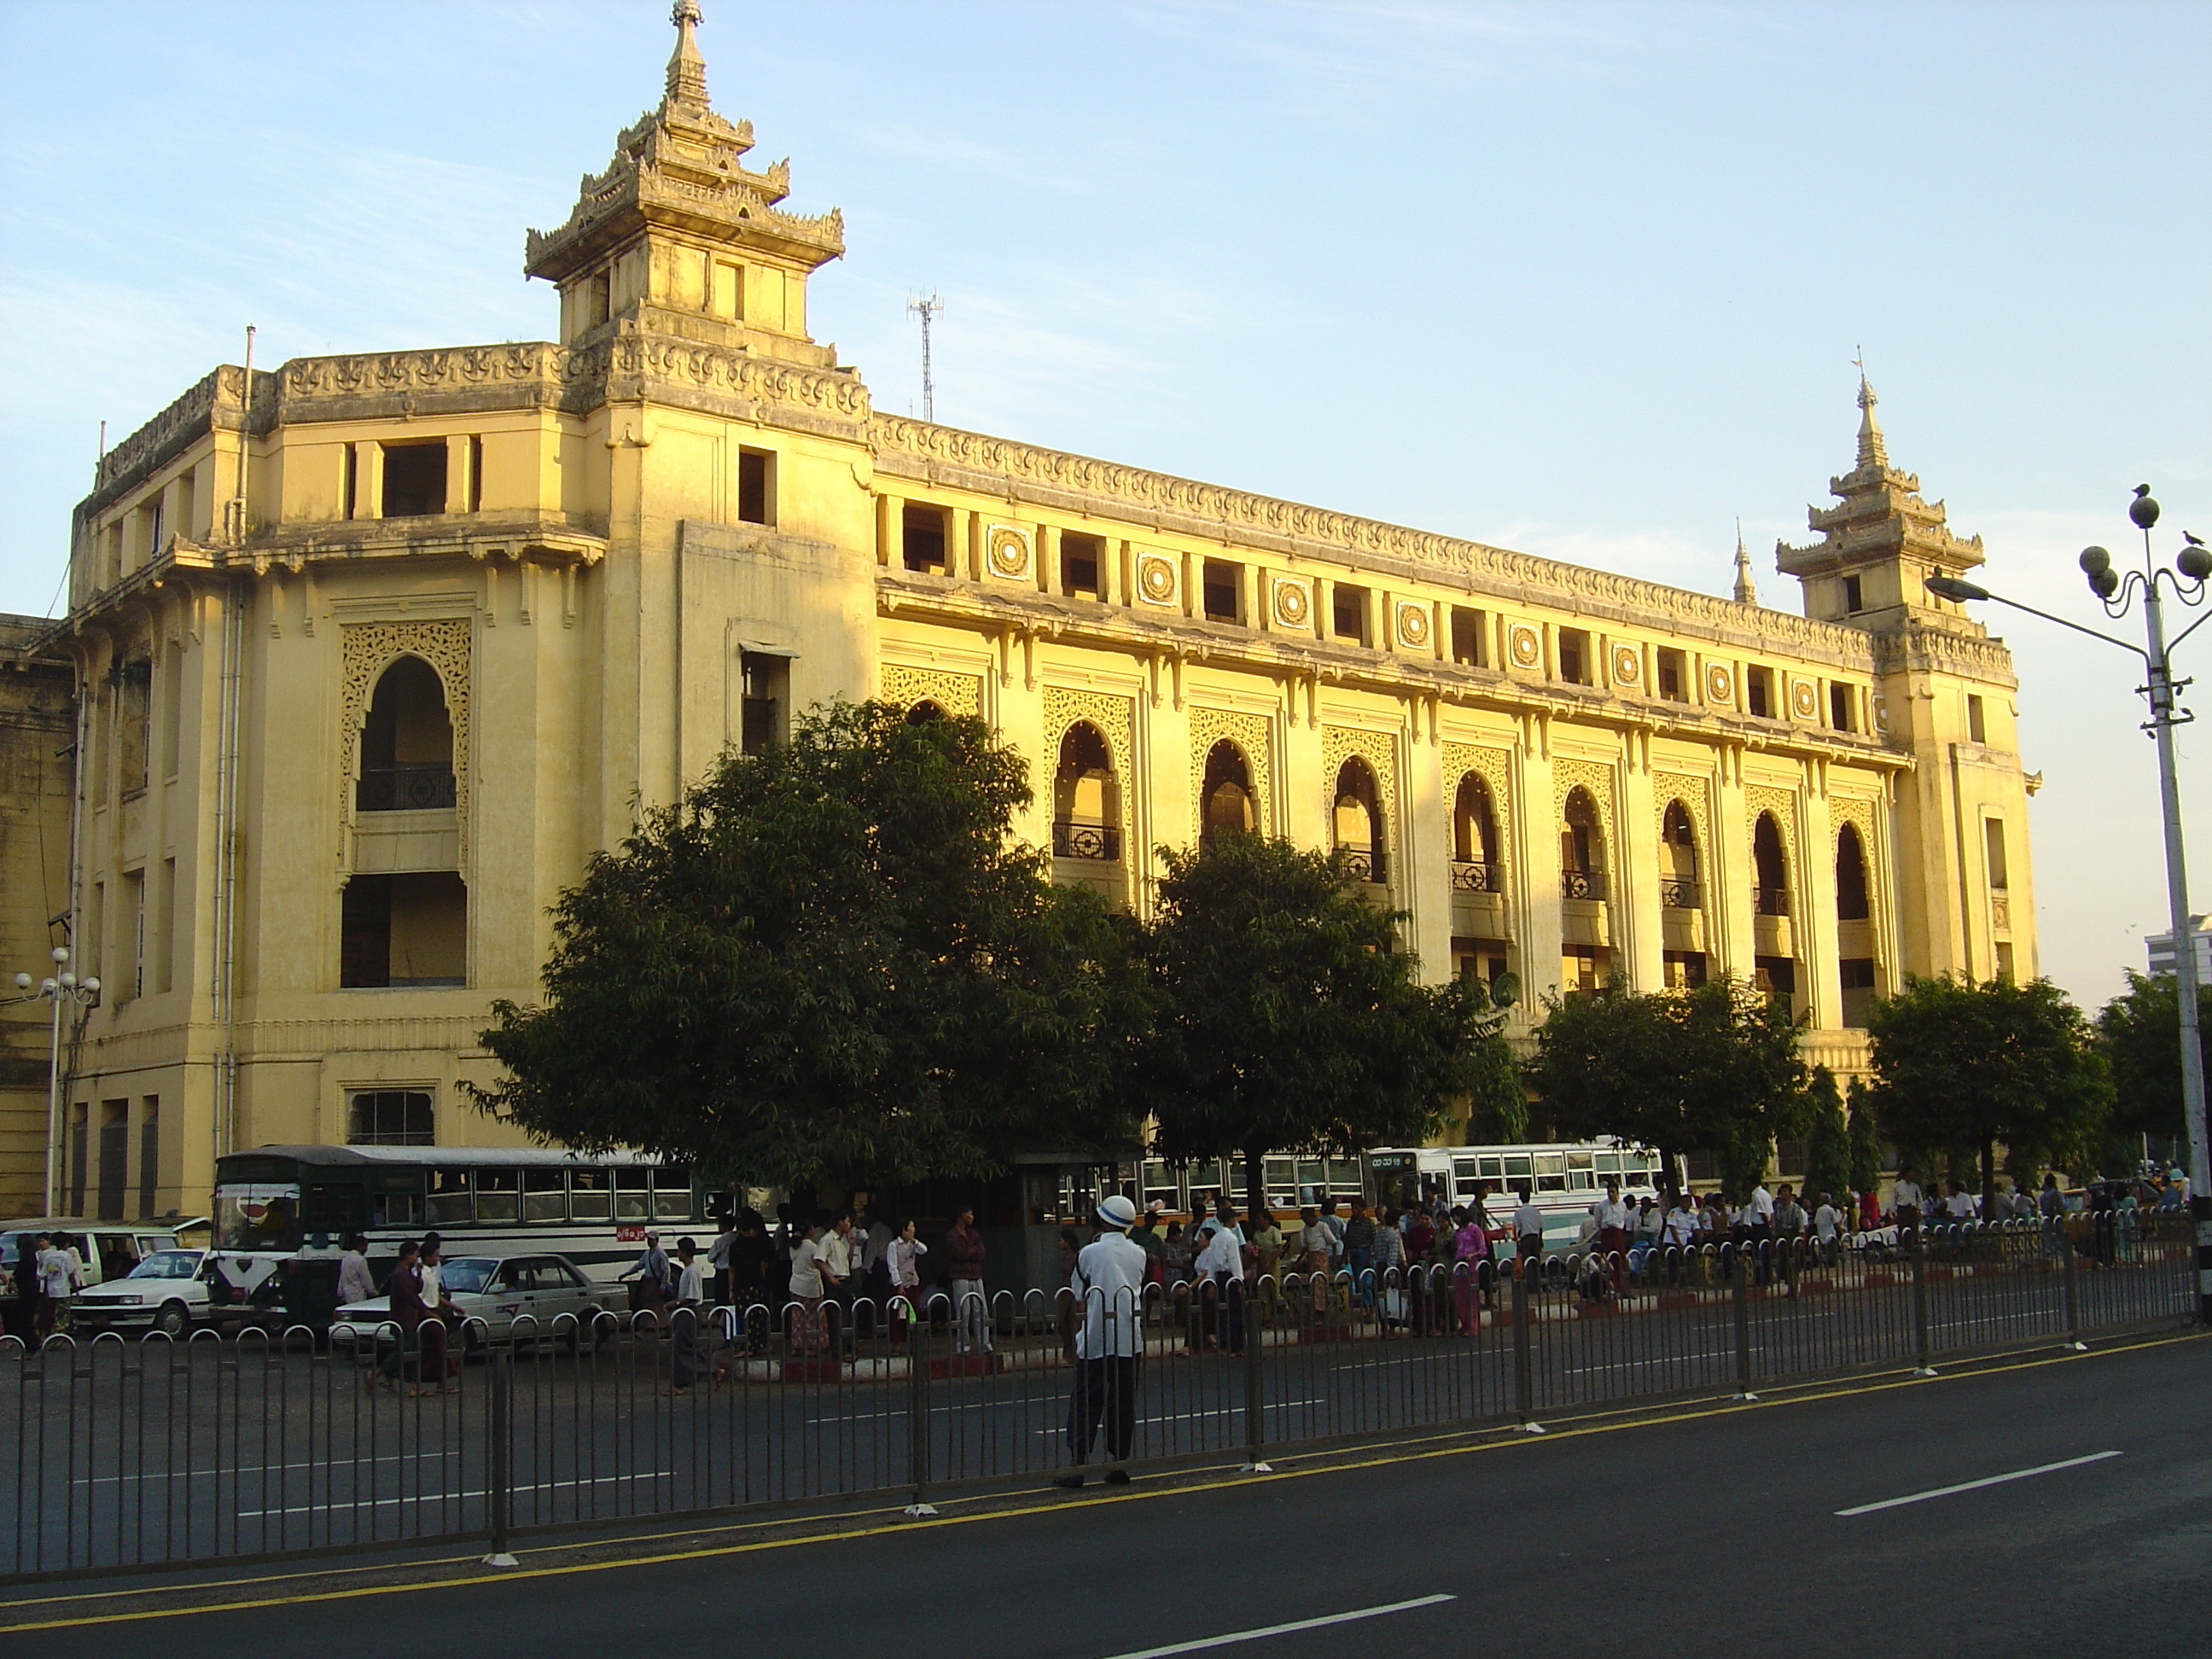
[2145,917,2212,981]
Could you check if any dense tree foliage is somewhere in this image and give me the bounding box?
[1865,974,2110,1202]
[1846,1075,1883,1195]
[1522,975,1808,1200]
[1463,1027,1532,1146]
[1132,835,1490,1221]
[469,701,1150,1193]
[1802,1066,1852,1208]
[2096,969,2211,1161]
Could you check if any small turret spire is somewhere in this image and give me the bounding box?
[1732,519,1758,605]
[666,0,710,110]
[1853,347,1888,471]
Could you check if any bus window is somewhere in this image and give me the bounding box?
[372,1191,425,1228]
[303,1182,367,1234]
[523,1169,566,1223]
[1477,1155,1505,1180]
[428,1169,473,1226]
[570,1169,611,1220]
[1568,1150,1596,1190]
[1264,1156,1297,1211]
[1140,1161,1179,1210]
[216,1185,300,1251]
[614,1168,650,1221]
[1534,1153,1566,1193]
[1595,1151,1622,1178]
[475,1169,521,1223]
[651,1167,693,1221]
[1502,1154,1533,1183]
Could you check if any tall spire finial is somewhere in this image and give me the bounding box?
[667,0,710,110]
[1852,346,1888,470]
[1732,518,1758,605]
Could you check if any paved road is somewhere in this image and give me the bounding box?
[6,1334,2205,1657]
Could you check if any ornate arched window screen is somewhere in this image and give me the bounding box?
[1753,812,1791,916]
[1560,786,1605,900]
[1333,756,1385,884]
[357,655,456,812]
[1661,800,1699,908]
[1836,824,1871,921]
[1452,773,1501,893]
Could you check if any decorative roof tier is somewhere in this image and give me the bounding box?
[524,1,844,285]
[1776,369,1984,582]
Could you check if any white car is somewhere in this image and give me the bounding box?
[329,1253,608,1350]
[68,1249,219,1338]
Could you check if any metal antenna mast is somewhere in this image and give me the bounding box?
[907,292,942,422]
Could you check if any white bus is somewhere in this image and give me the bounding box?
[1367,1139,1665,1252]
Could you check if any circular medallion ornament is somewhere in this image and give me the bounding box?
[1509,625,1541,669]
[1138,554,1177,605]
[1610,644,1640,686]
[1273,578,1311,628]
[987,526,1030,579]
[1706,664,1733,704]
[1790,678,1819,719]
[1397,602,1431,649]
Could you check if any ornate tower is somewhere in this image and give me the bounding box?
[1779,375,2036,986]
[524,1,847,368]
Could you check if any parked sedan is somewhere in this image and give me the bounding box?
[329,1254,607,1351]
[68,1249,218,1338]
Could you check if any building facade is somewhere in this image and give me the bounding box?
[21,7,2039,1220]
[2145,917,2211,982]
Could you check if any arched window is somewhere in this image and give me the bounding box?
[1452,774,1500,892]
[1661,800,1699,909]
[357,656,454,812]
[904,699,946,725]
[1052,722,1120,861]
[1333,757,1385,884]
[1836,824,1871,921]
[1200,740,1255,846]
[1753,813,1790,916]
[1559,786,1604,900]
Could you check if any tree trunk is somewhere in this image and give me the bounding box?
[1245,1149,1267,1231]
[1981,1137,1995,1216]
[1657,1145,1680,1208]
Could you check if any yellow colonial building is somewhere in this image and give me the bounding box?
[17,7,2037,1220]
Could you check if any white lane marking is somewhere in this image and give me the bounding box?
[1030,1400,1325,1436]
[1098,1595,1455,1659]
[1835,1450,2122,1516]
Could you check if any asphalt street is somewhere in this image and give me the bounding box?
[4,1334,2203,1659]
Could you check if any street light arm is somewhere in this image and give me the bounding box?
[1971,589,2149,661]
[2163,604,2212,658]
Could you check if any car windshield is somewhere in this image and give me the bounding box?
[127,1251,199,1280]
[439,1259,498,1295]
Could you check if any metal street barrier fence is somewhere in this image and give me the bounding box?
[1,1212,2192,1580]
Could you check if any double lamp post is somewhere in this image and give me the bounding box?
[1928,484,2212,1325]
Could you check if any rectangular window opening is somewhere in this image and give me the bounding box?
[1449,607,1485,667]
[1332,584,1368,644]
[1662,950,1708,990]
[1842,574,1864,613]
[380,442,447,519]
[1060,533,1103,599]
[902,504,950,574]
[120,870,144,1004]
[738,448,773,526]
[740,651,789,754]
[341,873,467,989]
[1562,945,1610,997]
[1994,941,2016,983]
[1201,559,1240,624]
[97,1100,129,1221]
[588,271,612,329]
[1984,818,2009,891]
[117,658,150,797]
[1746,667,1774,719]
[1557,628,1591,686]
[348,1089,435,1147]
[1829,682,1856,732]
[1656,648,1686,702]
[468,435,483,513]
[1966,694,1987,745]
[138,1097,160,1217]
[1840,958,1878,1028]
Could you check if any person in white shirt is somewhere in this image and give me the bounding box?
[1056,1195,1148,1488]
[787,1219,827,1353]
[887,1218,928,1341]
[36,1236,74,1342]
[1511,1187,1545,1268]
[706,1214,737,1307]
[1740,1181,1776,1284]
[1812,1194,1842,1264]
[1889,1167,1924,1232]
[1192,1206,1246,1353]
[667,1237,707,1395]
[1591,1179,1633,1291]
[335,1235,378,1309]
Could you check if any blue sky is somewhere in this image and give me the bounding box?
[2,1,2206,1008]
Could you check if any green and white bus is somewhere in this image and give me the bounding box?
[211,1144,706,1324]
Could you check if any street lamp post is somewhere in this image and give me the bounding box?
[9,946,102,1217]
[1928,485,2212,1325]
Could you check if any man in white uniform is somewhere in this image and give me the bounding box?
[1056,1194,1147,1489]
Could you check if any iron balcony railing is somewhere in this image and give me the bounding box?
[1754,885,1791,917]
[356,764,457,812]
[1451,860,1503,894]
[1660,877,1701,910]
[1051,820,1121,862]
[1340,848,1387,885]
[1561,869,1606,901]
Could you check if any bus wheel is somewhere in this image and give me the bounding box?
[154,1301,190,1338]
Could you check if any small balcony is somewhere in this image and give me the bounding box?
[1560,869,1606,902]
[1452,861,1503,894]
[1660,877,1701,910]
[1051,819,1121,862]
[1340,848,1388,886]
[1753,885,1791,917]
[357,764,457,813]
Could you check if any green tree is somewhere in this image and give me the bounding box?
[1864,974,2111,1205]
[1802,1066,1851,1208]
[2097,969,2211,1159]
[469,700,1150,1193]
[1132,835,1489,1223]
[1845,1075,1883,1194]
[1522,975,1808,1202]
[1463,1026,1531,1145]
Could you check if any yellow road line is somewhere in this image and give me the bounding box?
[6,1330,2199,1634]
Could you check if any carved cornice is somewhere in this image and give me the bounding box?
[868,415,1887,664]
